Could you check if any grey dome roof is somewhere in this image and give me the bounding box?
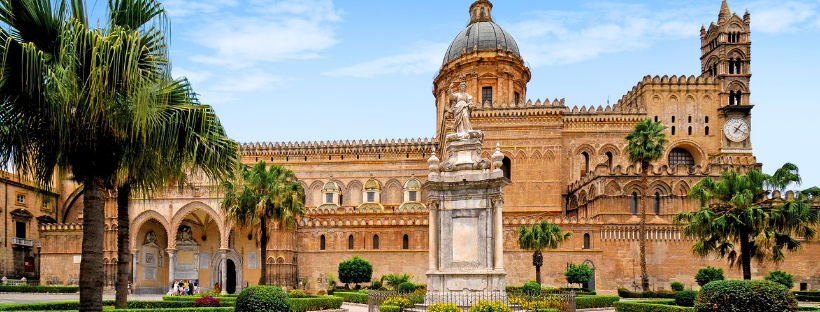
[443,21,520,64]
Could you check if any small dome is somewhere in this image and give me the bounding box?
[404,176,421,189]
[322,179,339,192]
[363,177,382,190]
[443,1,520,65]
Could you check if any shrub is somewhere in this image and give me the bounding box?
[794,291,820,302]
[674,290,698,307]
[0,285,79,293]
[384,296,413,309]
[380,305,402,312]
[370,280,383,289]
[378,286,389,291]
[235,285,291,312]
[564,262,593,288]
[617,287,676,299]
[195,296,223,308]
[290,295,343,311]
[468,300,513,312]
[576,295,619,309]
[522,281,541,293]
[336,292,368,304]
[384,274,411,289]
[694,266,724,287]
[399,282,416,293]
[338,255,373,288]
[671,281,685,291]
[696,280,798,312]
[766,270,795,290]
[614,299,693,312]
[288,289,306,298]
[428,303,462,312]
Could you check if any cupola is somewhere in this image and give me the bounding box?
[470,0,493,23]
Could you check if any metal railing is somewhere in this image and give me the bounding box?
[368,291,575,312]
[11,236,34,247]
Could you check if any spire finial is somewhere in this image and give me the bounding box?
[719,0,731,24]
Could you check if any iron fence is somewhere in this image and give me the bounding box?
[367,291,575,312]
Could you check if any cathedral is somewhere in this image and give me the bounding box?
[13,0,818,295]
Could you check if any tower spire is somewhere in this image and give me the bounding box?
[469,0,493,23]
[719,0,731,24]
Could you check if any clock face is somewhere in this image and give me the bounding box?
[724,117,750,142]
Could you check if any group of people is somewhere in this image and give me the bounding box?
[172,279,199,295]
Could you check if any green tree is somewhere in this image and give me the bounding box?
[383,274,411,289]
[338,255,373,287]
[0,0,210,310]
[765,270,795,289]
[694,266,725,286]
[675,163,819,280]
[222,160,306,285]
[624,118,668,291]
[564,262,592,288]
[517,220,572,284]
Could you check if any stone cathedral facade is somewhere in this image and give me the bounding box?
[28,0,820,294]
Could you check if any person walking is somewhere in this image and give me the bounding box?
[173,280,179,295]
[184,280,189,295]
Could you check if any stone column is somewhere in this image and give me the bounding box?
[166,249,176,294]
[220,249,228,294]
[131,250,138,283]
[428,202,438,271]
[493,199,504,270]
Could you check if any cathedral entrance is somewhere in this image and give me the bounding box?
[226,260,236,294]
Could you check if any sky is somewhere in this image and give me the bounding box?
[89,0,820,189]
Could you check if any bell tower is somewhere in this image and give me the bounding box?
[701,0,753,154]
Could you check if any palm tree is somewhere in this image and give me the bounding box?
[114,79,237,308]
[516,220,572,284]
[624,118,668,291]
[221,160,306,285]
[674,164,818,280]
[0,0,213,310]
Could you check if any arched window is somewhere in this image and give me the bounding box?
[480,7,485,18]
[583,233,590,250]
[348,235,354,250]
[654,116,658,122]
[671,126,676,135]
[606,152,613,168]
[320,235,326,250]
[688,126,692,135]
[668,148,695,167]
[654,193,660,214]
[630,192,638,214]
[705,116,709,123]
[688,116,692,123]
[581,152,590,176]
[402,234,409,250]
[502,157,511,180]
[705,126,710,135]
[373,234,379,250]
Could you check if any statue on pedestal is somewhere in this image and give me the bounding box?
[448,81,474,134]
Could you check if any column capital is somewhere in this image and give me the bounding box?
[166,248,177,253]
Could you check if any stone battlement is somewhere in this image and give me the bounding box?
[240,138,436,156]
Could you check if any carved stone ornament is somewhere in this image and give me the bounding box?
[143,230,157,245]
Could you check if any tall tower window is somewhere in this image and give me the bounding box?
[403,234,409,250]
[688,126,692,135]
[583,233,591,249]
[705,126,710,135]
[482,86,493,105]
[606,152,613,168]
[654,193,661,214]
[630,193,638,214]
[320,235,326,250]
[514,92,520,105]
[348,235,354,250]
[580,152,590,176]
[502,157,511,180]
[373,235,379,249]
[671,126,676,135]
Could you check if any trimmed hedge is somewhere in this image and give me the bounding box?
[614,299,694,312]
[336,292,368,304]
[576,295,619,309]
[0,285,78,293]
[617,288,676,299]
[380,305,401,312]
[794,291,820,302]
[290,296,343,311]
[0,300,217,311]
[163,296,237,302]
[16,308,233,312]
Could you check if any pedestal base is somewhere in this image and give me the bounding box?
[425,270,507,302]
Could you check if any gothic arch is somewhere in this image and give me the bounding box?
[514,150,528,162]
[648,181,672,196]
[578,190,588,204]
[727,81,748,92]
[573,144,596,157]
[130,210,170,250]
[623,180,643,195]
[597,144,620,157]
[544,149,557,161]
[588,185,598,198]
[384,179,402,205]
[346,180,363,206]
[674,181,690,196]
[530,150,543,162]
[170,201,224,248]
[605,181,621,196]
[308,180,324,207]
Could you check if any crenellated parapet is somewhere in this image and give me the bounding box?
[240,138,437,157]
[299,207,429,228]
[617,74,720,111]
[39,223,83,231]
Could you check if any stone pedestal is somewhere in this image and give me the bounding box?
[424,131,508,299]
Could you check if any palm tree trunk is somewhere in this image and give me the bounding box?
[740,230,752,280]
[259,218,268,285]
[533,251,543,285]
[115,182,131,309]
[80,177,106,312]
[640,162,649,291]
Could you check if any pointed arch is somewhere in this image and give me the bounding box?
[674,181,690,196]
[171,201,224,248]
[605,181,621,196]
[648,180,672,196]
[308,180,324,207]
[597,144,620,156]
[623,180,643,195]
[573,144,595,157]
[384,179,402,205]
[130,210,170,250]
[346,180,363,207]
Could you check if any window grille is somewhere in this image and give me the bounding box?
[668,148,695,167]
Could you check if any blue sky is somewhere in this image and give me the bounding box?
[97,0,820,188]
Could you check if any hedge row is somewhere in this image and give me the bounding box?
[504,286,595,296]
[162,296,237,302]
[290,296,343,311]
[614,300,694,312]
[0,285,78,293]
[17,308,233,312]
[800,307,820,311]
[336,292,368,304]
[576,295,619,309]
[794,291,820,302]
[617,288,676,299]
[0,300,228,311]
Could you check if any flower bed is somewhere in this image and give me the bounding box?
[0,285,79,293]
[614,299,694,312]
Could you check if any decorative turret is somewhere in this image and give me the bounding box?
[718,0,730,24]
[469,0,493,23]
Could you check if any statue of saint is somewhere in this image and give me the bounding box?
[448,81,474,134]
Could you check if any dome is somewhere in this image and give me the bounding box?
[322,179,339,192]
[443,21,520,64]
[404,175,421,189]
[363,177,382,190]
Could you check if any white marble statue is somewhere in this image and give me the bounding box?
[448,81,474,134]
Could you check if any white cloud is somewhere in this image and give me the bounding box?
[162,0,239,18]
[323,42,448,78]
[210,70,283,92]
[172,67,213,86]
[747,1,817,33]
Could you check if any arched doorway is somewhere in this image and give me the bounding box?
[582,259,596,290]
[226,259,236,294]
